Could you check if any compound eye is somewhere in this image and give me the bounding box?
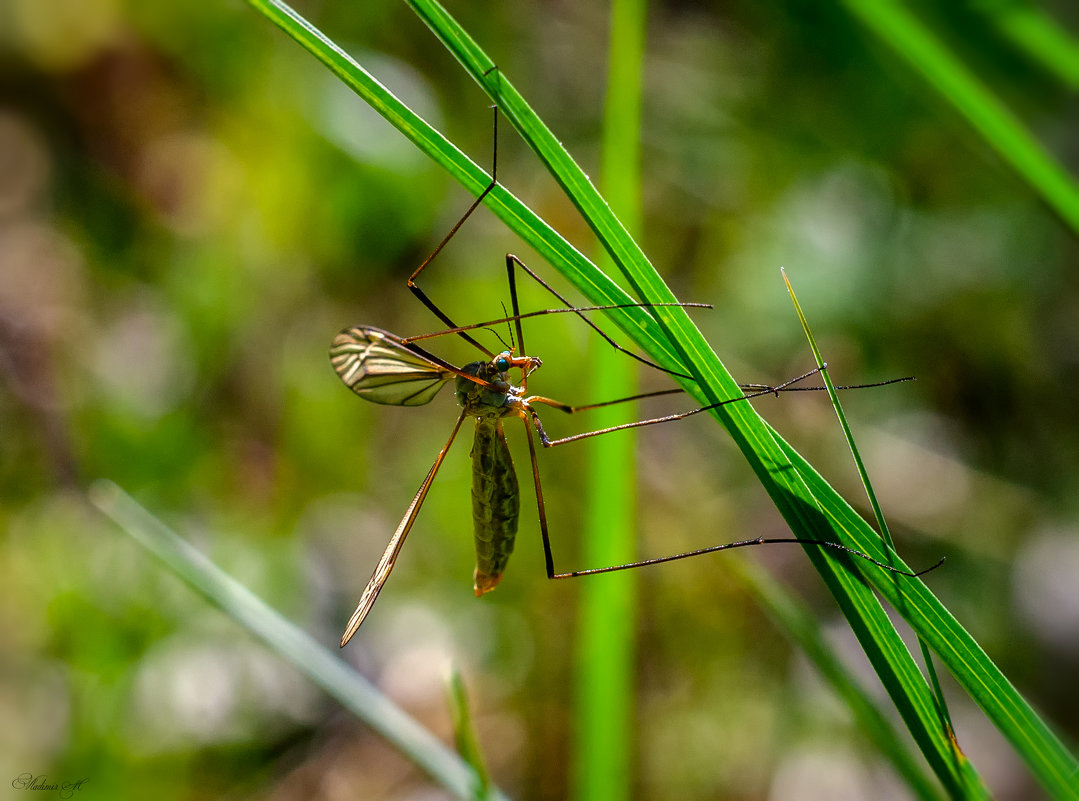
[494,355,510,372]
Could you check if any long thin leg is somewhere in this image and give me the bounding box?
[502,253,702,379]
[395,300,912,439]
[516,394,941,582]
[518,410,556,579]
[406,106,501,357]
[400,104,707,378]
[548,534,944,579]
[397,300,711,396]
[340,411,468,646]
[400,302,711,346]
[398,304,912,413]
[506,253,527,360]
[525,374,917,446]
[525,368,825,447]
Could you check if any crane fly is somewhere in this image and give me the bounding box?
[331,109,939,647]
[331,310,933,646]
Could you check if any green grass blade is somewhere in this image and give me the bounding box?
[977,0,1079,90]
[783,269,984,798]
[843,0,1079,236]
[729,559,947,801]
[782,267,893,547]
[796,533,985,798]
[572,1,646,799]
[447,669,494,801]
[89,480,512,801]
[777,440,1079,800]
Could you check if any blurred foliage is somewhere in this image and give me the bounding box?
[1,1,1078,800]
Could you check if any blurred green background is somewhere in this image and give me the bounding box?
[2,0,1078,799]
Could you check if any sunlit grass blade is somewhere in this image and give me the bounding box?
[728,559,947,801]
[781,267,892,547]
[447,669,494,801]
[89,480,512,801]
[782,268,986,798]
[842,0,1079,236]
[572,0,645,799]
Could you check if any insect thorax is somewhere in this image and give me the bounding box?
[455,360,515,418]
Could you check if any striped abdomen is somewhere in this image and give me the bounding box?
[470,418,519,595]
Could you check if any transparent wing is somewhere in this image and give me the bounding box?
[330,326,454,406]
[340,411,468,646]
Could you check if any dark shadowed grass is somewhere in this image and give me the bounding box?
[842,0,1079,236]
[974,0,1079,89]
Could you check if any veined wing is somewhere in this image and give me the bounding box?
[331,326,454,406]
[340,410,468,646]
